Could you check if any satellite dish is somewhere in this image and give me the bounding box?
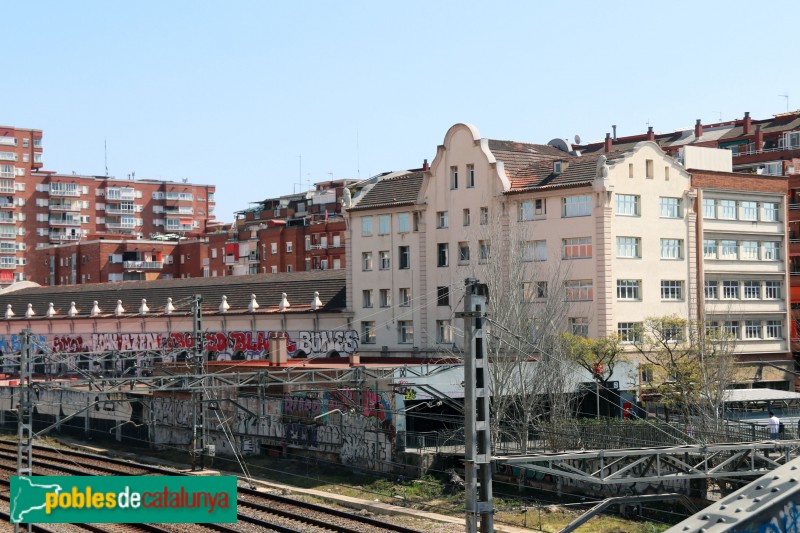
[574,134,582,145]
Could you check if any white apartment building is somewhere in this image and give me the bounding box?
[346,124,792,387]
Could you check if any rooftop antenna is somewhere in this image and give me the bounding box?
[356,125,361,179]
[715,111,722,121]
[104,138,109,177]
[779,94,789,112]
[294,155,302,193]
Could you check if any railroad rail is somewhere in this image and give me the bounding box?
[0,440,423,533]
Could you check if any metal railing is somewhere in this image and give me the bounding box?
[122,260,163,269]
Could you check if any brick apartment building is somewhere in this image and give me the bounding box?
[228,179,360,275]
[26,233,229,285]
[576,110,800,349]
[0,125,218,286]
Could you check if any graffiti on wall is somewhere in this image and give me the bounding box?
[733,500,800,533]
[0,330,360,374]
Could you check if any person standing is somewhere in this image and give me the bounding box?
[769,411,780,440]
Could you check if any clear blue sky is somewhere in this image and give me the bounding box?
[5,1,798,222]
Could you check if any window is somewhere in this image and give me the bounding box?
[719,240,737,260]
[723,321,740,338]
[641,365,654,383]
[763,242,780,261]
[362,251,373,271]
[379,250,390,270]
[286,265,293,272]
[703,239,718,259]
[467,165,475,188]
[705,280,718,299]
[744,320,762,339]
[565,280,593,301]
[534,281,548,299]
[361,322,376,344]
[703,199,716,219]
[762,202,779,222]
[660,239,683,260]
[645,159,654,179]
[437,286,450,306]
[522,281,548,302]
[398,321,414,343]
[437,243,449,267]
[458,242,470,263]
[398,213,410,233]
[740,241,759,260]
[378,215,390,235]
[766,320,783,339]
[450,166,459,189]
[617,237,641,258]
[479,240,490,262]
[519,201,534,222]
[362,290,373,308]
[521,240,546,262]
[618,322,641,344]
[463,208,470,226]
[563,195,592,217]
[722,280,739,299]
[361,217,373,236]
[660,197,682,218]
[479,206,489,225]
[379,288,391,307]
[740,201,758,221]
[436,320,453,343]
[270,242,277,255]
[719,200,736,219]
[617,279,641,300]
[765,281,781,299]
[661,280,683,300]
[0,165,12,179]
[569,317,589,337]
[616,194,640,216]
[562,237,592,259]
[398,246,410,269]
[437,211,448,229]
[742,281,760,299]
[399,288,411,306]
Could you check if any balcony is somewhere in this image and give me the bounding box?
[0,215,14,225]
[49,217,81,226]
[49,202,81,212]
[49,233,81,242]
[164,207,194,215]
[106,188,136,201]
[106,206,137,215]
[0,185,14,194]
[49,188,81,197]
[106,221,136,230]
[123,260,163,269]
[0,262,15,270]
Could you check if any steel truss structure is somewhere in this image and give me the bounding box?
[495,441,800,485]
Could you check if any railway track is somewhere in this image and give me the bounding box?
[0,440,424,533]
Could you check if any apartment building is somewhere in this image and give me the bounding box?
[346,123,792,388]
[26,233,228,285]
[577,111,800,354]
[227,180,357,275]
[0,125,218,286]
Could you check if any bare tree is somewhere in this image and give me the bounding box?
[459,210,582,453]
[634,314,737,433]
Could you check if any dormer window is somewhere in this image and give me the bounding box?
[554,161,564,174]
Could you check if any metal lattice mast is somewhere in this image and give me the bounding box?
[458,279,494,533]
[15,329,33,533]
[190,295,205,471]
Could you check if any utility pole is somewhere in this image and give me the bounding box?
[16,329,33,533]
[190,295,206,471]
[458,278,494,533]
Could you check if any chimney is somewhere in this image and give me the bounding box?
[743,111,751,134]
[422,159,429,171]
[694,119,703,139]
[612,125,617,140]
[755,125,764,152]
[269,332,288,366]
[647,126,655,141]
[604,133,612,152]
